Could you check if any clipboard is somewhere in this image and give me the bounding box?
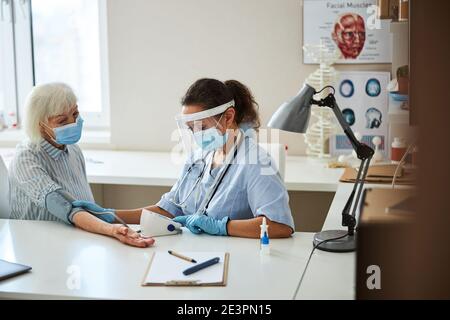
[141,252,229,287]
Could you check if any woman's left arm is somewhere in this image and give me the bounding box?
[242,160,296,238]
[72,211,154,247]
[227,216,293,239]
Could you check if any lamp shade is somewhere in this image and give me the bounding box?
[268,83,316,133]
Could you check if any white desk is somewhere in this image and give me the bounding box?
[0,185,359,300]
[295,183,356,300]
[0,219,314,300]
[284,156,342,192]
[294,183,412,300]
[0,147,350,300]
[0,148,343,192]
[0,144,411,299]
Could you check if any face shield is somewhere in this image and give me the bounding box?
[175,100,235,154]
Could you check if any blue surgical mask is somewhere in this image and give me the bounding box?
[193,126,228,152]
[53,116,84,145]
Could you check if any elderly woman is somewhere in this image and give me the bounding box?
[8,83,154,248]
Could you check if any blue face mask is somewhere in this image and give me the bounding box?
[53,116,84,145]
[193,126,229,152]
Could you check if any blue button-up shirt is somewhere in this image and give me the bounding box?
[8,139,94,224]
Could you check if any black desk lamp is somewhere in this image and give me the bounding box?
[268,83,374,252]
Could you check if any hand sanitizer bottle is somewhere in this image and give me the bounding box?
[260,217,270,255]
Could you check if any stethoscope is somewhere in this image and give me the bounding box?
[168,130,243,215]
[168,157,209,209]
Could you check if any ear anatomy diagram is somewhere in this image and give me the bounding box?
[332,71,389,157]
[365,107,382,129]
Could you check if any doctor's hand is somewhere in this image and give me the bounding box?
[173,215,229,236]
[110,225,155,248]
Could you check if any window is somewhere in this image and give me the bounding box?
[0,0,29,129]
[0,0,109,131]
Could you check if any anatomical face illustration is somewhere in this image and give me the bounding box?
[332,13,366,59]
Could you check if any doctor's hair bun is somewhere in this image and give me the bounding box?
[224,80,260,130]
[181,78,260,130]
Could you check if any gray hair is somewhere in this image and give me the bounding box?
[24,83,77,144]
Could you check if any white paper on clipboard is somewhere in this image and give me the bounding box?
[142,252,227,286]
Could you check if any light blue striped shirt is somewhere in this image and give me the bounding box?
[8,139,94,225]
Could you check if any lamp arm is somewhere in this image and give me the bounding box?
[312,92,374,234]
[341,157,372,234]
[330,97,362,151]
[312,93,374,159]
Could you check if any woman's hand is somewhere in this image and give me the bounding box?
[72,211,155,247]
[110,225,155,247]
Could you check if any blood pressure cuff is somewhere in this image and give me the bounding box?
[45,189,115,225]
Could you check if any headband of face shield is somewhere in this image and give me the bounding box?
[176,100,235,153]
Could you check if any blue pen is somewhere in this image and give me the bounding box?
[182,257,220,276]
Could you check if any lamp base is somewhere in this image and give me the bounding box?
[313,230,356,252]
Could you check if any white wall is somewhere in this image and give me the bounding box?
[106,0,391,155]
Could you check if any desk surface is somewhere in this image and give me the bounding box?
[294,183,412,300]
[0,148,343,192]
[0,184,402,300]
[0,148,350,300]
[0,219,314,300]
[295,183,356,300]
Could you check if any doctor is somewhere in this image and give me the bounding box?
[105,78,295,238]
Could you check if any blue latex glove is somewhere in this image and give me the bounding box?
[173,215,229,236]
[72,200,116,223]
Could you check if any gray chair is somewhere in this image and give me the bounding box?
[0,156,11,219]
